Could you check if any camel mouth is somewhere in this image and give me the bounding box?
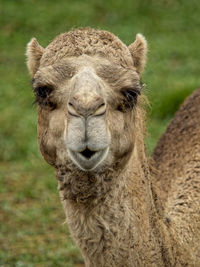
[68,147,109,171]
[80,148,96,159]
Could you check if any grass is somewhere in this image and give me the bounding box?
[0,0,200,265]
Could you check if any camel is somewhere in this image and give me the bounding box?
[26,28,200,266]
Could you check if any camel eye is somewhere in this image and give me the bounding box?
[117,87,141,112]
[33,85,55,109]
[34,86,52,99]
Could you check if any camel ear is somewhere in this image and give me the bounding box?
[128,34,147,74]
[26,38,44,77]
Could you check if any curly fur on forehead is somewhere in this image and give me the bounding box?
[40,28,134,67]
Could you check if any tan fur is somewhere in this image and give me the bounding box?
[26,28,200,266]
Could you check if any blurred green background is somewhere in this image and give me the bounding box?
[0,0,200,266]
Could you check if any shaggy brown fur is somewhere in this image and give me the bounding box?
[26,28,200,266]
[152,88,200,265]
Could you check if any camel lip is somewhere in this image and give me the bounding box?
[67,147,109,171]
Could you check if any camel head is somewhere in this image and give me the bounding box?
[26,28,147,173]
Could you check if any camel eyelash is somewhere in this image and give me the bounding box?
[33,85,56,109]
[34,85,52,98]
[117,86,141,112]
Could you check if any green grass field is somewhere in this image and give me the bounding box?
[1,0,200,265]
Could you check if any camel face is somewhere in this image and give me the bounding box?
[26,28,147,172]
[32,54,139,171]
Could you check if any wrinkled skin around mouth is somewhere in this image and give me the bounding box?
[66,111,111,171]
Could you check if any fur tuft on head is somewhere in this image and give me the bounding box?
[128,34,147,74]
[26,38,44,77]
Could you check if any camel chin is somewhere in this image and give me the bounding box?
[67,146,109,171]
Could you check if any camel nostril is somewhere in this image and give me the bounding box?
[80,148,96,159]
[68,102,80,117]
[68,96,106,117]
[93,102,106,116]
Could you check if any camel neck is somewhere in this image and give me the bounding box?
[59,148,167,266]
